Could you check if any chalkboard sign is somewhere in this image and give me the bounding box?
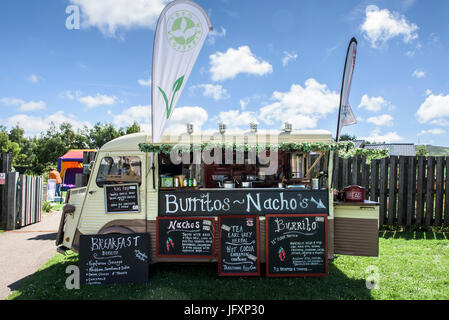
[265,214,328,277]
[79,233,150,285]
[104,183,140,214]
[156,217,215,258]
[218,215,260,276]
[159,189,329,216]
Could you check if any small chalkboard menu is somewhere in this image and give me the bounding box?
[79,233,150,285]
[265,214,328,277]
[218,215,260,276]
[156,217,215,258]
[104,183,140,214]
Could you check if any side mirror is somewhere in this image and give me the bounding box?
[88,161,95,172]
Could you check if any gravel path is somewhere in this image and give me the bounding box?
[0,210,62,299]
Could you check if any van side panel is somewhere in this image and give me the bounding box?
[60,187,86,249]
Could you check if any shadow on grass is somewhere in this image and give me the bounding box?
[380,230,448,241]
[9,253,373,300]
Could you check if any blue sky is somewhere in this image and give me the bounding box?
[1,0,449,146]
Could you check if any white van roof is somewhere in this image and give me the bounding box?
[100,130,334,152]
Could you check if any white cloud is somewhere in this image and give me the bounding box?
[258,78,339,129]
[416,92,449,124]
[78,93,118,108]
[358,94,391,112]
[208,26,226,45]
[166,106,209,134]
[70,0,168,37]
[19,101,46,112]
[110,105,208,134]
[282,51,298,67]
[60,90,82,100]
[412,69,426,78]
[418,128,446,136]
[214,109,258,129]
[360,129,404,143]
[1,97,46,111]
[361,5,418,48]
[367,114,394,126]
[6,111,90,136]
[209,46,273,81]
[138,76,151,87]
[27,74,43,83]
[112,105,150,129]
[239,97,250,110]
[190,84,230,100]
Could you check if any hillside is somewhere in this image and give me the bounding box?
[417,145,449,156]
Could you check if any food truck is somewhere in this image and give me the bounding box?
[56,127,379,275]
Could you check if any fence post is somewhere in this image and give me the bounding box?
[416,156,426,226]
[434,157,444,227]
[379,158,388,226]
[387,156,398,226]
[425,157,435,227]
[351,156,358,185]
[397,157,407,226]
[6,172,19,230]
[370,159,379,202]
[444,157,449,227]
[406,156,416,227]
[342,158,349,188]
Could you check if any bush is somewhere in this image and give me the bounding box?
[42,201,53,213]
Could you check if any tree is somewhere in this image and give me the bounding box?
[8,125,37,167]
[339,134,357,141]
[0,126,21,162]
[87,123,124,149]
[416,145,429,157]
[126,121,141,134]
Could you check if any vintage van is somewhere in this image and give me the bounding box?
[56,129,379,262]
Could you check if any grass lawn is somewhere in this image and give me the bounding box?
[7,231,449,300]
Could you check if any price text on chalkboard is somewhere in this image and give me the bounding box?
[218,215,260,276]
[104,183,140,214]
[156,217,215,258]
[79,233,150,285]
[265,214,328,277]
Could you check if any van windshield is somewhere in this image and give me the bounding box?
[96,156,142,187]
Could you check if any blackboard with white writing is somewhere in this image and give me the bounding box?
[104,183,140,214]
[265,214,328,277]
[218,215,260,276]
[79,233,150,285]
[158,189,329,216]
[156,217,215,258]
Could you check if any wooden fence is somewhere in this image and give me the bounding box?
[332,155,449,228]
[0,172,43,230]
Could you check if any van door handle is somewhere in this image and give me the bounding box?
[89,190,97,195]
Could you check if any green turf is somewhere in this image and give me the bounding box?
[7,231,449,300]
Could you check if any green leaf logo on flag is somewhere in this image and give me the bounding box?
[158,75,185,119]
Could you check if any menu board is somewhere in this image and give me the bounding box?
[104,183,140,214]
[265,214,328,277]
[158,189,329,216]
[156,217,215,258]
[218,215,260,276]
[79,233,150,285]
